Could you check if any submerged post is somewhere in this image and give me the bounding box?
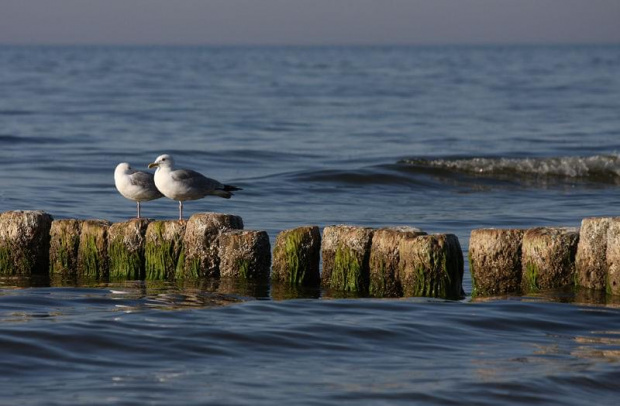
[108,218,151,280]
[468,228,525,296]
[521,227,579,292]
[606,218,620,296]
[144,220,186,280]
[219,230,271,280]
[321,225,374,292]
[399,234,464,299]
[180,212,244,278]
[272,226,321,286]
[77,220,111,279]
[368,226,426,297]
[576,217,612,290]
[0,210,53,276]
[49,219,83,277]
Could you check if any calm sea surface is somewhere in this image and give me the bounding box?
[1,45,619,405]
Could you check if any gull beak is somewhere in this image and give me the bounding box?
[148,162,159,169]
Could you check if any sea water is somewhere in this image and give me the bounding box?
[1,45,619,405]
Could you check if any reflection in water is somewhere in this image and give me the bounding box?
[471,329,620,388]
[270,282,321,300]
[471,286,620,307]
[574,333,620,362]
[0,277,246,316]
[1,276,619,406]
[2,276,620,308]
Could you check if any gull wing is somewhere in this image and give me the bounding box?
[171,169,227,194]
[129,171,164,197]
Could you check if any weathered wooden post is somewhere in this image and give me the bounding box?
[180,212,243,278]
[144,220,186,280]
[49,219,83,277]
[606,218,620,296]
[399,234,464,299]
[219,230,271,280]
[0,210,53,276]
[321,225,374,292]
[521,227,579,292]
[272,226,321,286]
[77,220,110,279]
[468,228,525,296]
[368,226,426,297]
[108,218,151,280]
[576,217,612,290]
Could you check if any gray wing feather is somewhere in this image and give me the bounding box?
[172,169,224,192]
[130,171,156,187]
[130,171,164,197]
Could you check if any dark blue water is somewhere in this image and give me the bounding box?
[1,45,620,404]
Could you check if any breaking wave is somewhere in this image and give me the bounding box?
[399,155,620,182]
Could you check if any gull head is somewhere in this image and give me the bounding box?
[115,162,133,176]
[148,154,174,169]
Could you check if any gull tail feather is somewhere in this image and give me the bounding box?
[223,184,242,192]
[212,184,242,199]
[212,190,233,199]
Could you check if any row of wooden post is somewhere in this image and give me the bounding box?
[0,210,465,299]
[469,218,620,296]
[6,210,616,298]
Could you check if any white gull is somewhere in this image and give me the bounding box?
[148,154,241,220]
[114,162,163,218]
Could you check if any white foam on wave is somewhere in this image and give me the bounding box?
[402,154,620,179]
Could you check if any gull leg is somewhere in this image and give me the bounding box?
[137,202,141,219]
[179,201,183,220]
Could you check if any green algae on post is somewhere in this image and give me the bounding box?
[368,226,426,297]
[399,234,464,299]
[522,261,540,292]
[49,219,83,277]
[468,228,525,296]
[321,225,374,292]
[332,245,363,291]
[219,230,271,280]
[180,212,244,279]
[0,210,53,276]
[144,220,186,281]
[108,218,150,280]
[77,220,111,279]
[272,226,321,286]
[521,227,579,293]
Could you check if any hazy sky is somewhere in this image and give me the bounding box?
[1,0,619,45]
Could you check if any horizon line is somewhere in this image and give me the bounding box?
[1,41,619,48]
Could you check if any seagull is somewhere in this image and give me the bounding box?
[114,162,164,219]
[148,154,241,220]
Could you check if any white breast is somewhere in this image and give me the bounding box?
[154,167,187,201]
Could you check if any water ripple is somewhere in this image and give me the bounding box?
[0,286,619,405]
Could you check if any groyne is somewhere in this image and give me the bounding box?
[0,210,464,299]
[6,210,617,298]
[469,218,619,296]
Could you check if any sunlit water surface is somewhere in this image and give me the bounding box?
[1,45,620,404]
